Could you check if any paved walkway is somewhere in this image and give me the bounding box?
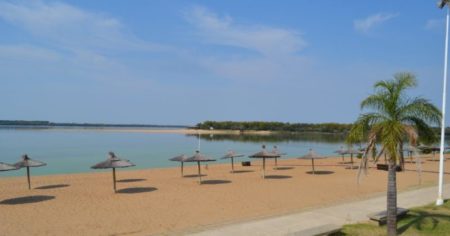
[188,184,450,236]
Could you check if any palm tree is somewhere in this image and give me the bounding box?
[347,73,441,236]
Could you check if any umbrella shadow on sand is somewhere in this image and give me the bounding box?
[0,195,55,205]
[275,167,295,170]
[306,171,335,175]
[116,178,146,183]
[35,184,70,190]
[116,187,158,194]
[200,180,231,185]
[183,174,207,178]
[264,175,292,179]
[231,170,254,174]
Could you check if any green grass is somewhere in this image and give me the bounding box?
[335,200,450,235]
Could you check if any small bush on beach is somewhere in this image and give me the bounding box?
[338,200,450,235]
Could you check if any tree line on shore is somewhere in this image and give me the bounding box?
[193,120,447,136]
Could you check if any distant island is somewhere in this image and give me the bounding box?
[193,121,353,134]
[193,120,449,136]
[0,120,187,128]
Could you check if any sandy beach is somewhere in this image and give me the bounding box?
[1,154,449,236]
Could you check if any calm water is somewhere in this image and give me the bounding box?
[0,128,348,176]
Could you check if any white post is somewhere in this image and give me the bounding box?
[437,7,449,206]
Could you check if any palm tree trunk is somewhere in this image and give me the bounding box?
[387,158,398,236]
[399,142,405,171]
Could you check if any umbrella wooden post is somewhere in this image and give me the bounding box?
[112,168,117,193]
[231,157,234,173]
[350,154,354,168]
[274,158,278,170]
[197,161,202,184]
[341,155,344,162]
[311,159,315,174]
[26,166,31,190]
[262,158,266,178]
[181,162,184,177]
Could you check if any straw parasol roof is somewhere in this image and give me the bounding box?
[334,146,347,162]
[221,150,244,173]
[249,145,280,159]
[221,151,245,159]
[249,145,280,178]
[271,145,287,155]
[300,149,326,160]
[298,149,326,174]
[0,162,17,171]
[91,152,135,193]
[170,154,188,177]
[91,152,135,169]
[186,151,216,184]
[14,154,46,168]
[186,151,216,162]
[170,154,188,162]
[13,154,46,189]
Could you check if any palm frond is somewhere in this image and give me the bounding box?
[399,98,442,126]
[346,113,387,144]
[402,116,439,144]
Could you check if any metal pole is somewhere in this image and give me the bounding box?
[437,6,449,206]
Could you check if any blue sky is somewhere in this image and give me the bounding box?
[0,0,447,125]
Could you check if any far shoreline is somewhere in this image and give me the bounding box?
[0,126,349,135]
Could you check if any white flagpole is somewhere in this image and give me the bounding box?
[437,6,449,206]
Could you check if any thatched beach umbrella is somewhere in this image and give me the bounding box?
[0,162,17,171]
[346,149,361,169]
[14,154,46,190]
[221,150,244,173]
[271,145,286,169]
[417,145,449,160]
[91,152,135,193]
[170,154,188,177]
[403,146,417,162]
[334,146,347,162]
[185,151,216,184]
[249,145,280,178]
[298,149,326,174]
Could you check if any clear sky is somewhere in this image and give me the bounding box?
[0,0,447,125]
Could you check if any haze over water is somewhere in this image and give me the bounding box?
[0,128,347,176]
